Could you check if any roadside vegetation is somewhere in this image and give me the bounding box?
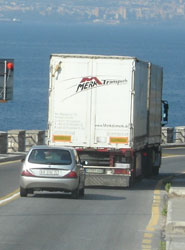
[162,206,167,216]
[161,181,171,217]
[159,240,166,250]
[159,179,173,249]
[164,182,171,193]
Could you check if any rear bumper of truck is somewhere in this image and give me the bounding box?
[84,165,131,187]
[85,173,130,187]
[85,174,130,187]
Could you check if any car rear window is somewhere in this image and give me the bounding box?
[28,149,72,165]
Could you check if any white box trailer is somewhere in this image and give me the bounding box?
[48,54,168,187]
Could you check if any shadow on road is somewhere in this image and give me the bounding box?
[27,173,176,200]
[29,191,125,201]
[82,193,125,201]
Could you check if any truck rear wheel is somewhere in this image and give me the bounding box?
[129,156,136,187]
[152,166,159,176]
[142,149,153,178]
[152,147,161,176]
[129,171,135,187]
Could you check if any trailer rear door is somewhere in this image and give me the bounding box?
[48,55,133,149]
[90,58,133,148]
[48,56,92,147]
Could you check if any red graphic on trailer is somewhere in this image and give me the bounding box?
[76,77,103,92]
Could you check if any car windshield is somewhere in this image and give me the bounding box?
[28,149,72,165]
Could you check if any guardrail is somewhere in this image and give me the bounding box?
[0,127,184,154]
[0,130,47,154]
[162,126,185,144]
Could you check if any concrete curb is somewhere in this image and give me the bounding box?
[166,176,185,250]
[166,199,185,234]
[169,187,185,196]
[162,143,185,148]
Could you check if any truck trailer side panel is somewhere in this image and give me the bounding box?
[148,63,163,145]
[132,60,149,149]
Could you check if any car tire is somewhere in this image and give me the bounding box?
[20,187,28,197]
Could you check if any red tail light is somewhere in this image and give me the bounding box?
[64,171,77,178]
[21,170,34,177]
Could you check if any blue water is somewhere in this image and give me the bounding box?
[0,22,185,131]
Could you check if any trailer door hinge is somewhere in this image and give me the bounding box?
[130,123,134,129]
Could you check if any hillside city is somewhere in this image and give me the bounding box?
[0,0,185,24]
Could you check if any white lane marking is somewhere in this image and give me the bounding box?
[162,154,185,158]
[0,189,20,207]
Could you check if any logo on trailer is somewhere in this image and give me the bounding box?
[76,77,103,93]
[76,77,128,93]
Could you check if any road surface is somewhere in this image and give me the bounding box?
[0,148,184,250]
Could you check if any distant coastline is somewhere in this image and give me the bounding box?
[0,18,21,23]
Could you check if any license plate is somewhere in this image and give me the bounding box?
[85,168,104,174]
[40,169,59,176]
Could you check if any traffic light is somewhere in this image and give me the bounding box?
[0,59,14,102]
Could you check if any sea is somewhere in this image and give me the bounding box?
[0,21,185,131]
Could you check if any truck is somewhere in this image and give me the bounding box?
[47,54,168,187]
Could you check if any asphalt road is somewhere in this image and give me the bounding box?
[0,148,185,250]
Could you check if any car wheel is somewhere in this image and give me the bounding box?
[20,187,28,197]
[71,186,80,199]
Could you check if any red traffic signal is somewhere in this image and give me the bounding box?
[7,62,14,70]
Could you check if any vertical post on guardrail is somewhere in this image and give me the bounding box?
[25,130,46,152]
[45,130,48,145]
[175,126,185,143]
[161,127,174,143]
[8,130,25,152]
[0,131,8,153]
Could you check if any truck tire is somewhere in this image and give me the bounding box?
[152,166,159,176]
[152,147,161,176]
[129,156,136,187]
[129,172,134,187]
[142,149,153,178]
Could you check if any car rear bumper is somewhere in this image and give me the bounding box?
[20,176,79,192]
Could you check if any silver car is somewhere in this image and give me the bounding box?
[20,145,85,199]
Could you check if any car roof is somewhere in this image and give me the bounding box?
[29,145,75,152]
